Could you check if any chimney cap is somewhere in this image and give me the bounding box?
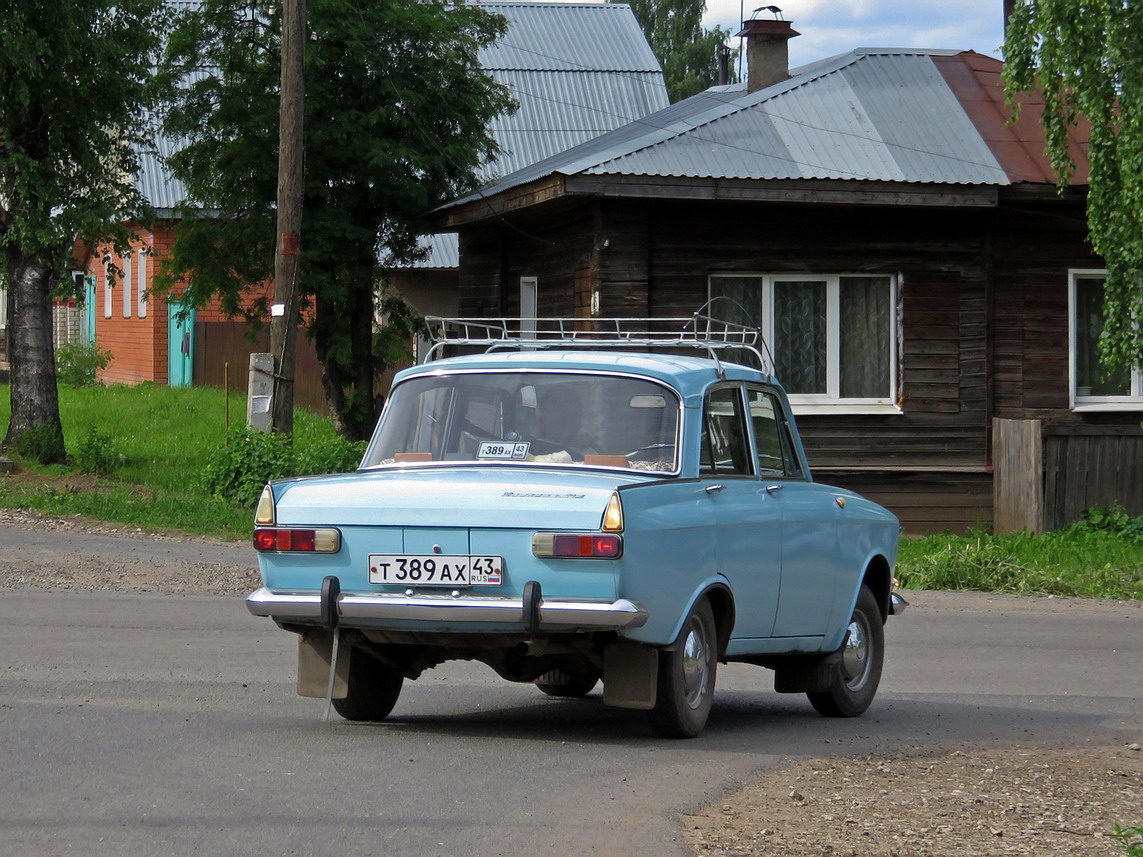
[735,18,801,39]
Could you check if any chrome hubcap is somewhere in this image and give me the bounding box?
[841,615,871,690]
[681,619,710,709]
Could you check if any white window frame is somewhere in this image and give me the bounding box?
[137,248,148,318]
[122,253,132,318]
[709,273,901,414]
[103,258,113,319]
[1068,269,1143,411]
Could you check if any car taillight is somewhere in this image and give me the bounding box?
[253,528,341,553]
[532,532,623,559]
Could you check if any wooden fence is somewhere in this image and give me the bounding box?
[194,321,329,415]
[994,418,1143,532]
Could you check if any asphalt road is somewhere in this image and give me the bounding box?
[2,587,1140,857]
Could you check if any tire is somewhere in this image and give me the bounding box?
[331,647,403,722]
[535,669,600,698]
[648,599,718,738]
[807,585,884,717]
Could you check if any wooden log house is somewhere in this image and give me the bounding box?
[434,19,1143,533]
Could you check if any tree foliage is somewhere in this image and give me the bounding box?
[1004,0,1143,374]
[0,0,164,461]
[627,0,736,102]
[156,0,515,440]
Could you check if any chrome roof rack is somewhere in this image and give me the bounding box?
[423,301,774,377]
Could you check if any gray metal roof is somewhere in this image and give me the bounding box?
[478,2,661,73]
[443,48,1011,210]
[134,124,188,214]
[414,1,670,268]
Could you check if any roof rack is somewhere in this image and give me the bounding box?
[423,306,774,377]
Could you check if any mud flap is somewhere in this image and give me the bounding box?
[297,628,351,699]
[602,642,658,709]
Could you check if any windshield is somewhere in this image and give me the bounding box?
[362,371,680,472]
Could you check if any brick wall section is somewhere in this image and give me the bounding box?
[85,221,274,385]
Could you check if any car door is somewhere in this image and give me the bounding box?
[699,384,782,641]
[753,387,843,638]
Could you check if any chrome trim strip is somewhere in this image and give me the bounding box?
[245,587,648,629]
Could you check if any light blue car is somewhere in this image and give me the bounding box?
[247,316,902,738]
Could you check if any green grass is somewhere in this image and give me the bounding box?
[0,383,351,540]
[897,524,1143,601]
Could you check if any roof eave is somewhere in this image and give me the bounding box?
[437,175,1002,226]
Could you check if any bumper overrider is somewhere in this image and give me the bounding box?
[245,582,649,632]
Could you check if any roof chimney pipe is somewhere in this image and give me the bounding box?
[735,13,800,93]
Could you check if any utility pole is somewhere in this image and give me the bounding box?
[270,0,305,436]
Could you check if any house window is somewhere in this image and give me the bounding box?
[103,260,112,319]
[1069,270,1142,408]
[710,274,898,409]
[137,249,147,318]
[122,254,132,318]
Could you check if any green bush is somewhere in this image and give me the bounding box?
[72,426,123,476]
[1066,506,1143,539]
[55,343,111,387]
[202,427,365,509]
[202,428,295,509]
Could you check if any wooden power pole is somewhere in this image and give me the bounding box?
[270,0,305,436]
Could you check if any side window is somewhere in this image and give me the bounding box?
[746,388,802,478]
[701,386,752,476]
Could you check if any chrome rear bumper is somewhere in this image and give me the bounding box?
[246,586,648,630]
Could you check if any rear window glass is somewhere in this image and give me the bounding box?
[362,372,680,472]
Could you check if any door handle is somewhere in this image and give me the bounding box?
[705,484,724,494]
[765,484,784,493]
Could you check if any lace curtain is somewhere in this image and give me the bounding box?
[710,275,893,398]
[839,276,891,399]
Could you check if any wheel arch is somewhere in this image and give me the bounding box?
[702,582,736,658]
[861,554,893,623]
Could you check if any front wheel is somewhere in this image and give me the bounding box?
[807,585,884,717]
[648,599,718,738]
[332,648,404,722]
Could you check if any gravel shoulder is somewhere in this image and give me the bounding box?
[2,506,1140,856]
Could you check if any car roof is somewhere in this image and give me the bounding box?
[395,349,779,397]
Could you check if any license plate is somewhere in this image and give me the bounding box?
[368,554,503,586]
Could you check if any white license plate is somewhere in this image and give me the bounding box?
[368,554,503,586]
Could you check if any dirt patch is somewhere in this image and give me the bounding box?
[683,743,1143,857]
[0,507,257,596]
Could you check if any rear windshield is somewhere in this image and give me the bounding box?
[361,371,680,472]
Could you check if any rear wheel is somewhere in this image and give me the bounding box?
[648,599,718,738]
[332,648,403,722]
[807,585,883,717]
[535,669,600,698]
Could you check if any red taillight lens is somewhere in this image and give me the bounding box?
[253,528,340,552]
[534,533,623,559]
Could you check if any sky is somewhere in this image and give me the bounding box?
[700,0,1008,70]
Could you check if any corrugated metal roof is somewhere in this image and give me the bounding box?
[484,67,669,178]
[444,49,1016,210]
[134,123,188,213]
[478,2,661,73]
